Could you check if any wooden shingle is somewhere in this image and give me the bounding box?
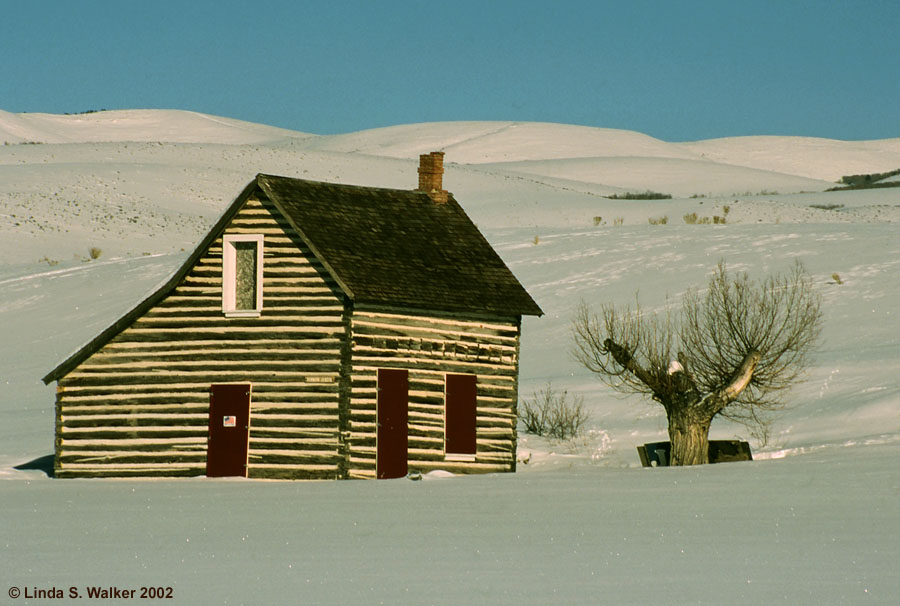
[258,174,543,317]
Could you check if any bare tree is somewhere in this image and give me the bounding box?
[572,260,822,465]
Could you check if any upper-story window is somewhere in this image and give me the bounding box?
[222,234,264,317]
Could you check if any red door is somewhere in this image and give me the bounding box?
[445,374,477,457]
[207,384,251,477]
[376,368,408,479]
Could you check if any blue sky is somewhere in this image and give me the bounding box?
[3,0,899,141]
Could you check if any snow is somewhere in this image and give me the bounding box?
[0,109,315,145]
[474,156,833,197]
[678,135,900,182]
[302,121,699,163]
[7,450,898,603]
[2,109,899,603]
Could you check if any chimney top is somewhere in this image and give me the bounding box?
[417,151,448,203]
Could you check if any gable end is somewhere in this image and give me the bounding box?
[44,179,267,384]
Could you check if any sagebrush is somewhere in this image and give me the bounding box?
[607,191,672,200]
[520,382,589,440]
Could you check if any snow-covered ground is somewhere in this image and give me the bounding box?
[2,110,898,603]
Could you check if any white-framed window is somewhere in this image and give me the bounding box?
[222,234,264,317]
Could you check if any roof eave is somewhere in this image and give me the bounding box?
[256,174,356,302]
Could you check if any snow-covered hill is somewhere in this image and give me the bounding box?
[679,135,900,182]
[0,108,315,145]
[2,109,898,603]
[301,121,697,162]
[3,107,898,462]
[4,110,899,265]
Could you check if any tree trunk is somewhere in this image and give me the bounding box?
[667,408,712,466]
[664,350,761,466]
[598,336,761,466]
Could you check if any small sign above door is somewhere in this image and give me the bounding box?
[223,415,237,428]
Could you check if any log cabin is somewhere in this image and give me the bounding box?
[42,152,543,479]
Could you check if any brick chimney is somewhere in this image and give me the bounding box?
[417,151,448,203]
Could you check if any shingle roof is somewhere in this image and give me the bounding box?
[43,174,541,384]
[258,174,542,317]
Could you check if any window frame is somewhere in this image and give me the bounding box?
[222,234,264,317]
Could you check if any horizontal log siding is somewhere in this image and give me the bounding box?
[55,194,346,479]
[347,305,520,479]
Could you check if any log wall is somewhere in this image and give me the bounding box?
[55,194,346,479]
[346,305,521,479]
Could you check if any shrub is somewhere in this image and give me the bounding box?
[682,212,724,225]
[608,191,672,200]
[827,181,900,192]
[89,247,102,260]
[839,168,900,186]
[613,217,624,226]
[648,215,668,225]
[831,273,844,285]
[593,216,603,226]
[520,382,589,440]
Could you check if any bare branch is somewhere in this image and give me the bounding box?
[572,260,822,464]
[572,298,676,402]
[602,337,659,393]
[722,349,761,402]
[680,260,822,424]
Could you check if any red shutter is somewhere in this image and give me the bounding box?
[445,374,477,456]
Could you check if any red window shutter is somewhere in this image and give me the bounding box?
[445,374,477,455]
